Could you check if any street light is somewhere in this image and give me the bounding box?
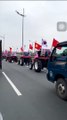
[16,8,25,49]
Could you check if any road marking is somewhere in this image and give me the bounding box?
[2,72,22,96]
[0,112,3,120]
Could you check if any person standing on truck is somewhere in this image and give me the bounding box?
[37,49,41,57]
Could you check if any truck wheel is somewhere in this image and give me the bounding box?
[34,60,42,72]
[10,60,12,63]
[56,78,67,100]
[5,59,7,61]
[9,59,12,63]
[18,60,20,65]
[20,58,24,66]
[29,62,33,70]
[11,59,14,63]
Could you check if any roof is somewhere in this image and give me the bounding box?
[57,41,67,47]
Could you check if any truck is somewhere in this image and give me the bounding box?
[18,51,32,66]
[29,49,51,72]
[6,51,18,63]
[47,41,67,100]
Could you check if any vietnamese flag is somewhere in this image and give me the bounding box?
[34,42,42,50]
[52,38,59,47]
[52,38,61,49]
[29,44,33,50]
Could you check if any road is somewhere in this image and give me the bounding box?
[0,60,67,120]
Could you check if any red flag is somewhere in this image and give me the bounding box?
[52,38,61,49]
[20,47,23,51]
[29,44,33,50]
[9,47,12,52]
[35,42,42,50]
[52,38,59,47]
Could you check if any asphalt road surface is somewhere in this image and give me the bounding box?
[0,60,67,120]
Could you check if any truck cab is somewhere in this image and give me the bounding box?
[47,41,67,100]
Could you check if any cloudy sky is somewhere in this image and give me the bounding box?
[0,1,67,51]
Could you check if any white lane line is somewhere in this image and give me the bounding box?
[2,72,22,96]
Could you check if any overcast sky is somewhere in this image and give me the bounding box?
[0,1,67,51]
